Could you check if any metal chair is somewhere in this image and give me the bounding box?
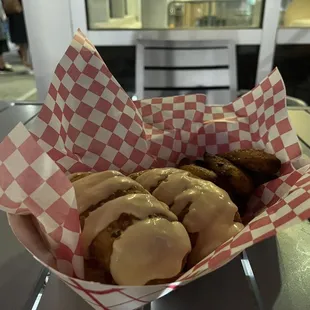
[286,95,308,107]
[135,39,237,105]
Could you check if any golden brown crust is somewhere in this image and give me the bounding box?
[244,170,278,187]
[203,152,254,197]
[84,259,113,284]
[89,213,139,272]
[234,212,242,223]
[219,149,281,175]
[80,186,149,222]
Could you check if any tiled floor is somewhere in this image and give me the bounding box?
[0,50,37,102]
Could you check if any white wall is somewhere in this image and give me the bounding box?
[22,0,73,102]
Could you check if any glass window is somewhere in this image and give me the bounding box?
[237,45,259,91]
[95,45,259,96]
[280,0,310,27]
[86,0,265,30]
[96,46,136,94]
[274,45,310,104]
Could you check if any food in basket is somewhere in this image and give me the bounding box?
[177,164,218,183]
[68,148,281,285]
[130,168,244,267]
[69,171,191,286]
[219,149,281,175]
[203,152,254,197]
[178,148,281,216]
[219,149,281,187]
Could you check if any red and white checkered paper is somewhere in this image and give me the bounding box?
[1,30,310,310]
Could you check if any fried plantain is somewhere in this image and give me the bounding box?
[219,149,281,175]
[203,152,254,197]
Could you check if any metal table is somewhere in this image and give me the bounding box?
[0,102,47,310]
[0,102,309,310]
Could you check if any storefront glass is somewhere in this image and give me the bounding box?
[280,0,310,27]
[95,45,259,95]
[86,0,265,30]
[274,45,310,103]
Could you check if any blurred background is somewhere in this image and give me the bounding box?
[1,0,310,105]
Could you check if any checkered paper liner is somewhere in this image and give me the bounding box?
[0,30,310,310]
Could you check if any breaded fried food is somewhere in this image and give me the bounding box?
[234,211,242,223]
[68,172,92,182]
[90,212,189,285]
[133,167,244,266]
[179,164,218,183]
[219,149,281,175]
[128,170,147,180]
[244,170,278,187]
[84,258,113,284]
[71,171,191,286]
[203,152,254,197]
[194,160,206,167]
[178,158,191,167]
[89,213,140,274]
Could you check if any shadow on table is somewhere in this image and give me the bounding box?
[153,256,260,310]
[0,251,46,310]
[246,236,282,310]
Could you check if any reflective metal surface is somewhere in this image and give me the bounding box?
[246,221,310,310]
[0,102,45,310]
[0,103,309,310]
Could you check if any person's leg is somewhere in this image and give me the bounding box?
[0,53,5,68]
[18,43,27,65]
[0,39,12,71]
[0,53,13,72]
[18,43,32,68]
